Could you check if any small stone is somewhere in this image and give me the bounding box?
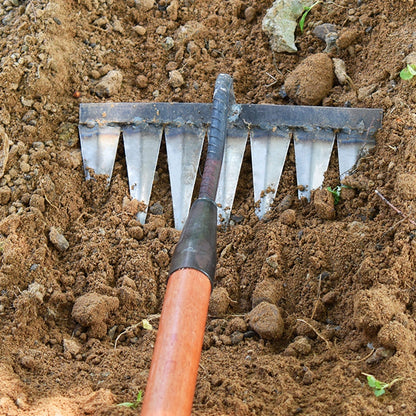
[0,186,11,205]
[163,37,175,51]
[49,226,69,252]
[290,336,312,355]
[168,70,184,88]
[302,369,314,385]
[135,0,154,11]
[322,291,337,305]
[209,287,230,317]
[133,25,147,36]
[149,202,164,215]
[166,61,178,71]
[20,355,36,369]
[230,331,244,345]
[136,75,149,88]
[94,70,123,98]
[248,301,284,340]
[244,6,256,23]
[63,338,81,356]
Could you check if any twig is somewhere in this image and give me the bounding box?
[310,274,322,320]
[375,190,416,226]
[296,319,375,364]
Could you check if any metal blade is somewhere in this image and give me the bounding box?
[165,125,205,230]
[293,127,335,200]
[79,124,121,182]
[337,130,375,180]
[215,127,248,224]
[250,126,291,219]
[123,124,163,224]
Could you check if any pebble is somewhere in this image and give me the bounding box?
[149,201,164,215]
[63,338,81,356]
[133,25,146,36]
[49,226,69,251]
[168,70,184,88]
[135,0,154,12]
[244,6,256,23]
[0,186,11,205]
[248,301,284,340]
[94,70,123,98]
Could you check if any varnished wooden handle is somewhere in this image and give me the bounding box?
[140,268,211,416]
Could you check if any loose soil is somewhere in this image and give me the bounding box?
[1,0,416,415]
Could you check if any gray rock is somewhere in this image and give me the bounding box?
[262,0,315,53]
[94,70,123,98]
[49,226,69,251]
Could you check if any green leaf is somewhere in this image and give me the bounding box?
[142,319,153,330]
[117,391,143,409]
[299,1,320,33]
[366,375,377,388]
[408,63,416,75]
[374,387,386,397]
[400,67,413,80]
[299,9,310,33]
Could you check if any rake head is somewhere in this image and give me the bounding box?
[79,96,382,229]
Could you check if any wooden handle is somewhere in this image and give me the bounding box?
[141,268,211,416]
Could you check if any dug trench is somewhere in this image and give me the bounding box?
[1,0,416,415]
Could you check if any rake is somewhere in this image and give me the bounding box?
[78,80,382,229]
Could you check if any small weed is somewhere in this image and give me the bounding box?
[326,185,346,205]
[299,1,320,33]
[362,373,403,397]
[117,391,143,409]
[400,63,416,80]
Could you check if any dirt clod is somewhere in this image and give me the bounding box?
[248,301,284,340]
[209,287,230,317]
[71,293,119,339]
[284,53,334,105]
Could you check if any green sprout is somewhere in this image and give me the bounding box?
[400,63,416,80]
[362,373,403,397]
[326,185,343,205]
[117,391,143,409]
[299,1,320,33]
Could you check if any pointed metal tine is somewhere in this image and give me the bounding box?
[337,130,376,180]
[250,126,290,219]
[165,125,205,230]
[293,127,335,200]
[215,127,248,225]
[123,124,163,225]
[79,124,121,183]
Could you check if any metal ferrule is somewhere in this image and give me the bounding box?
[169,197,217,287]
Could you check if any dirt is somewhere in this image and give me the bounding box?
[1,0,416,414]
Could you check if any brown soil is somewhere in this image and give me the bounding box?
[1,0,416,415]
